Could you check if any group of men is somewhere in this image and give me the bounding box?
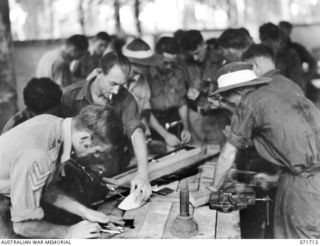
[0,20,319,239]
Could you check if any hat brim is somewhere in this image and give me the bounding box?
[210,77,271,95]
[128,54,162,66]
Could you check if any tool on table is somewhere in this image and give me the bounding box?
[99,223,124,234]
[170,180,199,238]
[209,183,271,225]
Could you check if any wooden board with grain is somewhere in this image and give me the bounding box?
[113,158,241,239]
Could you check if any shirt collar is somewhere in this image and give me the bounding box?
[75,79,93,103]
[262,69,280,77]
[61,118,73,163]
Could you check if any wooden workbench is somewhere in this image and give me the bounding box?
[99,157,241,239]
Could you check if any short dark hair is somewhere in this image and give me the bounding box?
[279,21,292,32]
[66,34,89,51]
[259,23,280,42]
[206,38,219,50]
[95,31,111,43]
[99,51,131,78]
[242,44,275,62]
[156,37,179,55]
[180,30,204,52]
[74,105,123,145]
[23,77,62,114]
[218,28,250,49]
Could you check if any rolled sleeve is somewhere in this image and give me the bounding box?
[227,102,255,149]
[10,149,55,222]
[122,95,144,137]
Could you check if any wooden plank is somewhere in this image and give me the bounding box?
[110,146,203,186]
[108,144,218,187]
[137,201,173,238]
[189,189,211,207]
[162,202,217,239]
[161,202,180,238]
[193,206,217,239]
[215,212,241,239]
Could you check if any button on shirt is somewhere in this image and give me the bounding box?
[61,79,143,137]
[0,115,72,222]
[228,84,320,175]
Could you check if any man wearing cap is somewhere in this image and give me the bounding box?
[122,38,153,129]
[61,52,151,202]
[209,61,320,238]
[123,38,190,148]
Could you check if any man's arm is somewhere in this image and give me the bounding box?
[178,104,189,131]
[43,184,122,224]
[149,113,180,147]
[208,141,238,191]
[13,220,100,239]
[178,105,191,143]
[130,127,152,201]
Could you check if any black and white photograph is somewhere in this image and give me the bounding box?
[0,0,320,242]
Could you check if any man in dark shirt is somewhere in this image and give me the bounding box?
[259,23,305,92]
[72,32,111,80]
[279,21,317,82]
[242,44,304,95]
[61,52,151,202]
[209,62,320,238]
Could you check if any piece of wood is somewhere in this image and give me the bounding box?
[107,146,218,187]
[193,206,217,239]
[215,212,241,239]
[137,201,173,238]
[189,189,211,207]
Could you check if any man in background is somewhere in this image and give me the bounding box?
[72,32,111,80]
[259,23,305,92]
[37,34,88,88]
[2,77,62,134]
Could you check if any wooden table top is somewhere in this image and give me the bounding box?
[100,158,241,239]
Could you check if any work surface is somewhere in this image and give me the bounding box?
[99,158,241,239]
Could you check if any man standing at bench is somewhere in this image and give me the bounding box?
[61,52,151,202]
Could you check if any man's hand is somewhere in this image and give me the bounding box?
[207,97,221,109]
[187,88,200,101]
[130,174,152,202]
[253,173,280,190]
[84,209,124,225]
[66,220,101,239]
[164,132,181,147]
[180,129,191,144]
